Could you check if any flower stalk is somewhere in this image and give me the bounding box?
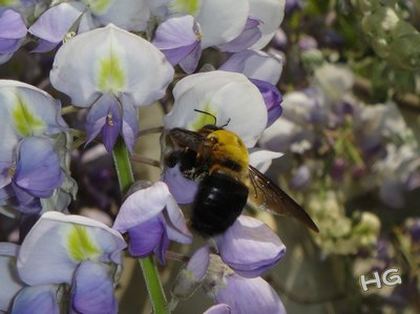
[112,138,169,314]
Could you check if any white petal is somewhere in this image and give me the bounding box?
[164,71,267,147]
[220,50,283,85]
[197,0,249,48]
[0,80,66,136]
[17,212,126,285]
[249,0,285,49]
[249,148,283,173]
[50,24,174,107]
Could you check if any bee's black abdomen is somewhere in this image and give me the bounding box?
[191,172,248,237]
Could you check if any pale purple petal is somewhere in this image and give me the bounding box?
[220,50,283,85]
[215,274,286,314]
[18,212,126,285]
[216,216,286,278]
[0,243,24,312]
[0,10,27,39]
[218,18,262,52]
[128,215,169,264]
[179,42,202,74]
[172,246,210,299]
[71,261,117,314]
[0,53,13,64]
[11,183,41,214]
[29,2,83,52]
[120,94,139,153]
[204,304,232,314]
[153,15,200,66]
[164,195,192,244]
[13,137,63,198]
[187,245,210,281]
[31,39,59,53]
[0,39,21,54]
[113,181,171,233]
[101,100,122,153]
[85,94,122,152]
[250,79,283,127]
[11,285,60,314]
[162,165,198,204]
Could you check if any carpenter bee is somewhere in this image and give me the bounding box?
[165,110,319,237]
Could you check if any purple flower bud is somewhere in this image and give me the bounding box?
[0,10,27,63]
[250,79,283,127]
[216,216,286,278]
[214,274,286,314]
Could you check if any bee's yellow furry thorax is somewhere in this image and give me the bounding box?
[207,129,249,170]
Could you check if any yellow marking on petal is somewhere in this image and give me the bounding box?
[170,0,201,16]
[67,225,101,262]
[97,52,126,93]
[0,0,17,6]
[83,0,112,14]
[11,95,45,137]
[189,104,217,130]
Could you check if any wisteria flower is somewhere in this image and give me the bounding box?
[153,0,249,73]
[0,80,75,215]
[0,212,126,313]
[113,181,192,264]
[0,9,27,64]
[28,0,152,52]
[173,220,287,313]
[220,50,284,126]
[168,0,249,48]
[50,24,174,152]
[248,0,286,49]
[164,71,267,146]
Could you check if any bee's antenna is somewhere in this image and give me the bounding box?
[194,109,217,126]
[221,118,231,128]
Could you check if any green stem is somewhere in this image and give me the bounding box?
[112,138,169,314]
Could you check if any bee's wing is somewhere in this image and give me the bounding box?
[248,165,319,232]
[167,128,204,151]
